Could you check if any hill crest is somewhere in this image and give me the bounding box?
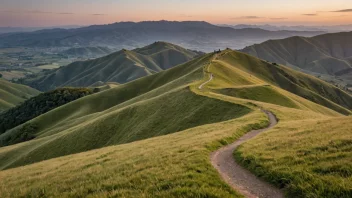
[20,42,202,91]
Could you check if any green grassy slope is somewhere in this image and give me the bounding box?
[1,50,350,170]
[0,111,269,198]
[23,42,201,91]
[217,85,299,108]
[0,50,350,198]
[0,53,227,169]
[218,50,352,114]
[0,88,251,170]
[241,32,352,86]
[0,79,40,111]
[20,53,213,135]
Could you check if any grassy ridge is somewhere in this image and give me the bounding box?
[198,50,351,197]
[194,56,351,197]
[0,79,40,111]
[206,52,348,116]
[0,53,221,170]
[241,32,352,86]
[218,51,352,115]
[22,42,201,91]
[20,53,213,138]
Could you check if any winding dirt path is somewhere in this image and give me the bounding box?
[200,53,283,197]
[198,73,213,90]
[211,110,284,198]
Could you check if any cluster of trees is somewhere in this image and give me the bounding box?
[0,123,38,147]
[0,88,93,136]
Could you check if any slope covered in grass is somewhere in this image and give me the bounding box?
[217,85,298,108]
[0,87,252,170]
[14,52,213,136]
[0,111,269,198]
[241,32,352,86]
[216,50,352,115]
[0,79,40,111]
[22,42,201,91]
[0,52,247,170]
[0,50,350,198]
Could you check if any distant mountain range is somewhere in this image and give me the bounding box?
[21,42,202,91]
[0,21,324,52]
[0,25,82,34]
[241,31,352,87]
[222,24,352,33]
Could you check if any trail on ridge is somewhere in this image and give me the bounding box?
[198,52,284,197]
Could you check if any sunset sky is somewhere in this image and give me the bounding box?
[1,0,352,27]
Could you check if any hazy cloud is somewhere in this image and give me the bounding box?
[92,14,106,16]
[57,12,74,15]
[332,9,352,12]
[270,17,288,20]
[302,13,318,16]
[232,16,264,19]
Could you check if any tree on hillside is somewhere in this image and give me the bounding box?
[0,88,94,146]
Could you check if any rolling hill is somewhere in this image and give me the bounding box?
[21,42,202,91]
[241,32,352,88]
[0,21,324,52]
[0,50,351,197]
[0,79,40,111]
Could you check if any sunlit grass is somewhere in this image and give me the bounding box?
[0,111,268,198]
[0,50,351,198]
[235,116,352,198]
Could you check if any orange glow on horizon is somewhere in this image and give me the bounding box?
[1,0,352,27]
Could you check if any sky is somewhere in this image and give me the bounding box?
[1,0,352,27]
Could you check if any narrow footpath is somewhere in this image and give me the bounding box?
[199,52,284,197]
[210,111,284,198]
